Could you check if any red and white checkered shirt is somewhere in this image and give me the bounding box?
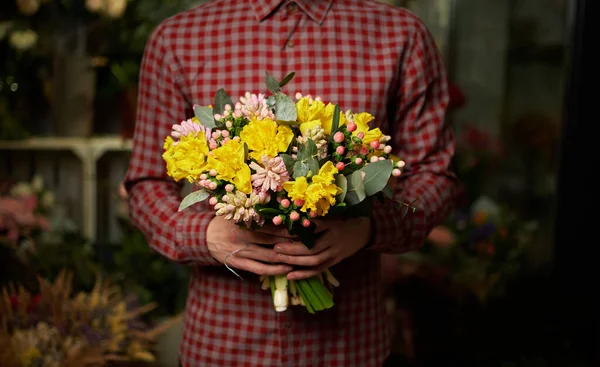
[125,0,456,365]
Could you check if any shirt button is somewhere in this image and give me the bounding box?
[287,41,295,48]
[287,3,298,12]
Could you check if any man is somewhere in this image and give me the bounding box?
[125,0,456,365]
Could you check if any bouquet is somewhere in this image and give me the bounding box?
[162,72,409,314]
[0,270,181,367]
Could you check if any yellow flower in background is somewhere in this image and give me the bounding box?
[20,347,41,366]
[206,139,252,194]
[162,132,210,183]
[352,112,383,143]
[240,118,293,161]
[283,161,341,216]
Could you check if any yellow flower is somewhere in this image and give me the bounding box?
[283,161,342,216]
[320,103,347,135]
[296,97,327,123]
[296,97,347,135]
[162,132,210,183]
[205,139,252,194]
[352,112,383,143]
[20,347,41,366]
[299,120,322,136]
[240,118,294,161]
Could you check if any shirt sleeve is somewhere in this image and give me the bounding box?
[368,18,457,254]
[124,24,219,266]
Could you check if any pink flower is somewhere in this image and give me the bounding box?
[171,119,212,145]
[249,156,290,192]
[239,92,275,120]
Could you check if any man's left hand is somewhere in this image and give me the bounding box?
[274,217,372,280]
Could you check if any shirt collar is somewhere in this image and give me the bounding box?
[250,0,334,25]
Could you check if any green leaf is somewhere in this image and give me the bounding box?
[293,161,309,178]
[298,139,317,160]
[178,190,210,211]
[345,170,366,205]
[382,183,394,199]
[280,154,295,175]
[265,71,281,94]
[213,88,234,116]
[275,91,298,122]
[294,139,319,178]
[279,72,295,88]
[361,159,393,196]
[335,174,347,203]
[193,105,216,128]
[328,104,341,144]
[256,207,282,219]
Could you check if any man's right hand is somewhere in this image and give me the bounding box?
[206,216,293,276]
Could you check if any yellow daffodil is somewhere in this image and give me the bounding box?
[296,97,327,123]
[205,139,252,194]
[240,118,294,161]
[283,161,342,216]
[320,103,347,135]
[162,132,210,183]
[296,97,347,135]
[352,112,383,143]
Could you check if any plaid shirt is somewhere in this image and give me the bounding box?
[125,0,456,365]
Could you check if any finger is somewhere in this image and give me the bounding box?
[238,244,280,263]
[287,259,337,280]
[274,240,330,256]
[276,248,334,267]
[253,224,297,239]
[228,256,293,276]
[233,227,289,245]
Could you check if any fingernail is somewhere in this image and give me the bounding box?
[274,246,283,252]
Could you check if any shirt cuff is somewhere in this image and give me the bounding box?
[174,210,220,266]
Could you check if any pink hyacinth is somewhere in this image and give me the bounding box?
[239,92,275,120]
[171,118,212,145]
[249,156,290,192]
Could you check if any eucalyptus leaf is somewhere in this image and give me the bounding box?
[213,89,234,116]
[280,154,295,176]
[275,91,298,122]
[297,139,317,161]
[361,159,393,196]
[279,72,296,88]
[345,170,366,205]
[193,105,217,128]
[178,190,210,211]
[382,184,394,199]
[328,104,341,144]
[293,161,309,178]
[335,174,347,203]
[307,157,319,178]
[265,72,281,94]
